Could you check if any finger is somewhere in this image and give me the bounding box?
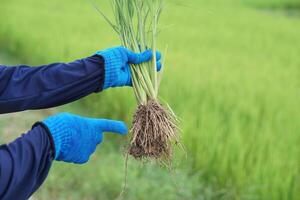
[96,119,128,135]
[156,51,162,61]
[157,61,162,71]
[126,49,153,64]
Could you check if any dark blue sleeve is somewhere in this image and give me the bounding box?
[0,55,105,114]
[0,124,54,200]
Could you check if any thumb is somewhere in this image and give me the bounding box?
[95,119,128,135]
[126,49,153,64]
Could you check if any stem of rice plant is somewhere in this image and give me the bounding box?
[95,0,164,105]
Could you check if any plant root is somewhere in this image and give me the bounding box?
[129,99,179,161]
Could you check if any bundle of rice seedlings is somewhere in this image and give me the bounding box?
[95,0,180,161]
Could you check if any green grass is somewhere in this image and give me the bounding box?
[1,0,300,199]
[0,50,19,65]
[244,0,300,8]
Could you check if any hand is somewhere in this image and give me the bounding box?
[43,113,128,164]
[96,46,162,89]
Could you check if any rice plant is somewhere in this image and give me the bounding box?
[95,0,180,161]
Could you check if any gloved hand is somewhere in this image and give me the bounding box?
[42,113,128,164]
[96,46,162,89]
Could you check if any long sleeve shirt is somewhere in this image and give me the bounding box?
[0,55,105,200]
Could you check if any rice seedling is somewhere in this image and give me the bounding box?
[94,0,180,162]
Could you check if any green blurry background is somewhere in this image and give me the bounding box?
[0,0,300,199]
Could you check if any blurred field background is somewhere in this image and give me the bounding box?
[1,0,300,199]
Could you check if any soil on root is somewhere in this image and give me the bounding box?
[118,100,181,198]
[129,99,179,160]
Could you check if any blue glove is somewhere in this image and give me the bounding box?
[96,46,162,89]
[43,113,128,164]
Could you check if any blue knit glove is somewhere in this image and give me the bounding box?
[96,46,162,89]
[43,113,128,164]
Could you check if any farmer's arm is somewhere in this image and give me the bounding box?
[0,47,160,114]
[0,124,54,200]
[0,55,105,114]
[0,113,127,199]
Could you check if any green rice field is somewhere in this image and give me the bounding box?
[0,0,300,199]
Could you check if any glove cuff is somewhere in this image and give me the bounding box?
[95,50,121,89]
[43,116,71,160]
